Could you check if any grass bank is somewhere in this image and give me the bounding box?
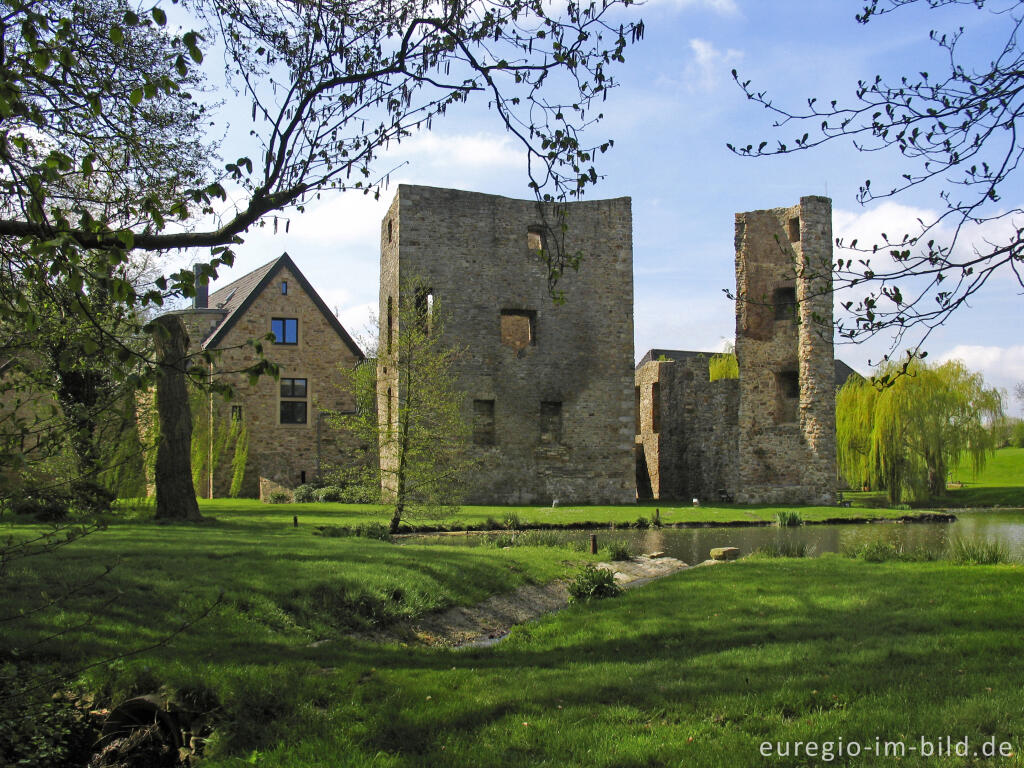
[6,547,1020,766]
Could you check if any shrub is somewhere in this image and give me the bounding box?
[491,533,517,548]
[292,484,316,503]
[503,512,521,531]
[265,490,291,504]
[632,516,650,529]
[314,486,345,503]
[650,509,662,528]
[604,540,632,561]
[947,537,1012,565]
[1013,420,1024,448]
[567,564,622,603]
[312,525,350,538]
[776,510,803,527]
[0,669,95,768]
[483,516,501,531]
[752,541,808,558]
[10,491,73,521]
[843,540,942,563]
[353,523,393,542]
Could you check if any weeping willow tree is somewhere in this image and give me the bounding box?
[708,351,739,382]
[836,359,1002,503]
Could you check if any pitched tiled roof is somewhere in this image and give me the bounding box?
[197,254,364,359]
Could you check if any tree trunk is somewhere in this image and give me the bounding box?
[152,315,202,521]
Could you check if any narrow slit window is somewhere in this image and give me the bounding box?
[231,405,243,422]
[651,382,661,434]
[788,216,800,242]
[527,226,546,253]
[281,280,288,295]
[634,386,641,435]
[773,287,797,321]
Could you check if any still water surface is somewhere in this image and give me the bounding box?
[408,511,1024,563]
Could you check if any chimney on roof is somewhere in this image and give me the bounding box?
[193,264,208,309]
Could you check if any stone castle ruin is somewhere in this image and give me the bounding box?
[379,185,636,505]
[636,197,840,505]
[381,186,840,506]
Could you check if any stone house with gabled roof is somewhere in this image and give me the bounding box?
[173,253,364,498]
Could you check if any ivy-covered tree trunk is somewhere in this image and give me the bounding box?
[152,315,201,521]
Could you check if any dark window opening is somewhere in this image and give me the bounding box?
[271,317,298,344]
[300,470,307,484]
[540,401,562,444]
[414,286,434,333]
[280,378,307,398]
[231,405,243,422]
[773,286,797,321]
[387,219,393,243]
[788,216,800,243]
[386,296,394,355]
[651,382,661,434]
[527,226,546,253]
[281,280,288,295]
[473,399,495,446]
[386,387,393,436]
[500,309,536,350]
[776,369,799,424]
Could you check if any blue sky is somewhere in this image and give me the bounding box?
[199,0,1024,405]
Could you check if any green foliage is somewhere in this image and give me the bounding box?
[836,359,1003,503]
[947,537,1012,565]
[604,540,633,561]
[229,419,249,498]
[292,484,316,503]
[504,512,522,530]
[751,540,808,558]
[568,564,622,603]
[650,508,662,527]
[776,510,803,527]
[0,668,94,768]
[328,279,471,532]
[708,351,739,382]
[265,490,291,504]
[314,486,345,503]
[632,515,650,529]
[312,523,393,542]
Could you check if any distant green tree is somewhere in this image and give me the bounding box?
[836,359,1003,503]
[329,282,471,532]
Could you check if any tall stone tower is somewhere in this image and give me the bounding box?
[734,196,836,504]
[379,185,636,505]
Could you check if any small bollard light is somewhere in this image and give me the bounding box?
[293,515,298,528]
[590,533,598,555]
[692,498,699,507]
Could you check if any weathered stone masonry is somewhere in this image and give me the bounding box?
[380,185,636,505]
[734,196,836,505]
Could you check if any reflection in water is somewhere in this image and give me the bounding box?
[409,512,1024,563]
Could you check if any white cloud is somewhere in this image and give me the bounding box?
[643,0,740,15]
[383,131,524,174]
[685,39,744,92]
[936,345,1024,398]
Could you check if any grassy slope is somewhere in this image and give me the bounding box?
[78,556,1024,767]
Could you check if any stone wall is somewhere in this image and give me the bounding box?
[635,355,738,501]
[734,196,836,504]
[176,264,362,498]
[380,184,635,505]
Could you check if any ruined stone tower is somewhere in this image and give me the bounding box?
[734,196,836,504]
[380,185,635,505]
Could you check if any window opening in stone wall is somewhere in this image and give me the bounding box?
[414,286,434,333]
[651,382,661,434]
[527,226,546,253]
[231,405,242,422]
[271,317,298,344]
[773,286,797,321]
[634,386,641,435]
[540,401,562,444]
[788,216,800,242]
[387,219,393,242]
[473,399,495,446]
[776,369,799,424]
[386,387,393,436]
[386,296,394,354]
[500,309,536,350]
[300,470,306,484]
[280,377,308,424]
[281,280,288,295]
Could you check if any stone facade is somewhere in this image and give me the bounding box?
[636,197,840,505]
[635,355,738,502]
[173,254,364,498]
[734,196,836,504]
[380,184,635,505]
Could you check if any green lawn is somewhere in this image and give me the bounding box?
[142,496,920,532]
[6,526,1024,766]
